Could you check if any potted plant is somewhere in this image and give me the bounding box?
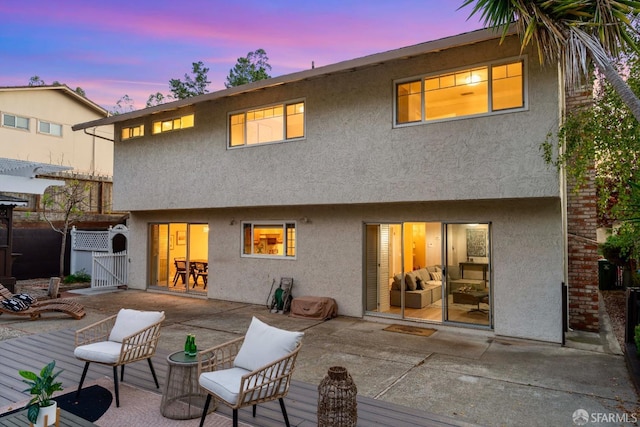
[19,361,64,426]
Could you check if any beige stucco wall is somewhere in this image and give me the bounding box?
[113,36,559,212]
[0,88,113,176]
[125,197,563,343]
[113,34,565,343]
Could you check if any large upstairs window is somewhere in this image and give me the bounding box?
[229,100,305,148]
[395,59,525,125]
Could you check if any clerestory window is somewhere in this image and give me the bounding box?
[121,124,144,140]
[152,114,194,134]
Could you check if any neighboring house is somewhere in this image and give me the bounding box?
[0,85,113,176]
[0,85,120,278]
[73,27,593,344]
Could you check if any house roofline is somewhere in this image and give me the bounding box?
[72,25,514,131]
[0,85,108,117]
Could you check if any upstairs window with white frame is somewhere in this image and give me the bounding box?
[122,124,144,140]
[152,113,194,134]
[242,222,296,258]
[395,59,525,125]
[2,113,30,131]
[38,120,62,137]
[229,100,305,147]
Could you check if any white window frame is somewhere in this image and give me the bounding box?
[227,99,306,148]
[38,120,63,137]
[393,56,528,127]
[2,113,30,131]
[241,221,297,259]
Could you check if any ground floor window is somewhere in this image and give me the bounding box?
[148,222,209,294]
[365,222,491,327]
[242,221,296,258]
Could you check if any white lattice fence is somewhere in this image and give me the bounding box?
[70,228,110,276]
[92,251,128,288]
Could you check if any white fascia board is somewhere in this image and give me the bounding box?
[0,175,65,194]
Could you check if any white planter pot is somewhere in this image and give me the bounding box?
[35,401,57,427]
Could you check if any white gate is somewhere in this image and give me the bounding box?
[92,251,128,289]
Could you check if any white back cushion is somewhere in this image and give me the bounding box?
[234,316,303,372]
[108,308,164,343]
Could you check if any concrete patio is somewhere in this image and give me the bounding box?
[0,286,637,426]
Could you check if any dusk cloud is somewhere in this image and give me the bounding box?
[0,0,483,109]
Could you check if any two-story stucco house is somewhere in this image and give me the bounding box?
[74,27,573,343]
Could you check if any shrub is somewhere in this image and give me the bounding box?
[63,269,91,283]
[635,325,640,357]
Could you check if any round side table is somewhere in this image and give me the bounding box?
[160,350,216,420]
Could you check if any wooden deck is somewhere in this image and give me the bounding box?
[0,329,477,427]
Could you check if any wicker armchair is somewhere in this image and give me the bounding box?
[74,309,165,407]
[197,317,303,427]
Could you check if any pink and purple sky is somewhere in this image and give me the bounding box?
[1,0,484,110]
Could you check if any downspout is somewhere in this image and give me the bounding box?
[83,128,115,142]
[558,61,570,342]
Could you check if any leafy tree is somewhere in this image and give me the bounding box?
[169,61,210,99]
[73,87,86,97]
[28,76,45,86]
[27,76,85,96]
[225,49,272,88]
[111,94,136,115]
[146,92,174,108]
[461,0,640,122]
[41,179,90,278]
[542,18,640,226]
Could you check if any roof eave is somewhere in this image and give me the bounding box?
[72,25,512,131]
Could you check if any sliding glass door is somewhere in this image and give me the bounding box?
[365,221,492,328]
[149,222,209,294]
[444,223,491,326]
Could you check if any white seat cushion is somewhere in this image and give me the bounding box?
[74,341,123,364]
[199,367,249,405]
[199,368,286,405]
[233,317,303,372]
[108,309,164,343]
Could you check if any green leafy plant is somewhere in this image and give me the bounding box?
[63,269,91,284]
[599,222,640,269]
[19,361,64,423]
[635,325,640,357]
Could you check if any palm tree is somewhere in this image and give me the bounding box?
[461,0,640,122]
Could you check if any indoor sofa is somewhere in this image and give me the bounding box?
[390,267,443,309]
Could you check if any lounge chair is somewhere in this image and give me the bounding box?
[0,283,86,320]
